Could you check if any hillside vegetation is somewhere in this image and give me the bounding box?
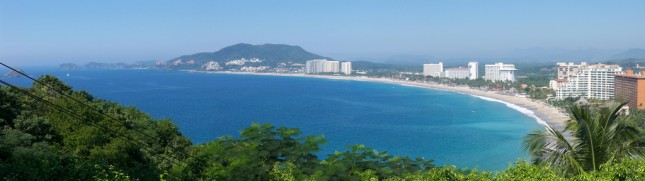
[2,76,645,180]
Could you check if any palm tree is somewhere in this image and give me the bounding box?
[523,102,643,176]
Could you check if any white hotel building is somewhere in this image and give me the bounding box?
[553,62,622,100]
[468,62,479,80]
[306,59,351,74]
[323,61,340,73]
[484,63,516,82]
[340,62,352,75]
[423,62,443,77]
[445,67,470,79]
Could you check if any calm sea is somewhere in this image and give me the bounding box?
[4,67,541,170]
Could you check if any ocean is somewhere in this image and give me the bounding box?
[4,68,541,170]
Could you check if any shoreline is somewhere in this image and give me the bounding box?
[187,70,569,130]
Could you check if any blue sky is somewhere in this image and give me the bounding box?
[1,0,644,65]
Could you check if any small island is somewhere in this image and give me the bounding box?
[3,69,25,77]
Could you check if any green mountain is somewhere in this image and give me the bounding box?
[169,43,331,66]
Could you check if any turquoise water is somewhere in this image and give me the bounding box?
[4,68,541,170]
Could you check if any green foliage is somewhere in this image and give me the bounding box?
[524,103,644,176]
[93,164,132,181]
[180,123,435,180]
[316,144,434,180]
[514,62,557,87]
[0,86,20,127]
[572,158,645,180]
[194,123,325,180]
[624,109,645,148]
[1,75,190,180]
[269,162,300,181]
[495,161,561,180]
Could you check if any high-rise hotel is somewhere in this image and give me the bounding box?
[484,63,516,82]
[552,62,622,100]
[444,67,470,79]
[305,59,351,74]
[423,62,443,77]
[468,62,479,80]
[340,62,352,75]
[614,69,645,109]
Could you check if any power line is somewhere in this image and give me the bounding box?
[0,78,187,166]
[0,62,174,148]
[1,62,204,166]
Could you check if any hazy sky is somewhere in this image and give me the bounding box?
[1,0,645,65]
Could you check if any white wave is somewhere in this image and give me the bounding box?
[399,83,423,88]
[395,82,549,127]
[469,95,549,127]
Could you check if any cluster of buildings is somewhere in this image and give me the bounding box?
[420,60,645,110]
[423,62,517,82]
[202,61,222,71]
[549,61,645,110]
[550,62,622,100]
[305,59,352,75]
[225,58,263,66]
[240,66,270,72]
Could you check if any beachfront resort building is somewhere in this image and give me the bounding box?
[484,63,516,82]
[323,61,340,73]
[553,63,622,100]
[422,61,479,79]
[445,67,470,79]
[468,62,479,80]
[305,59,344,74]
[423,62,443,77]
[305,59,323,73]
[551,62,587,91]
[556,62,587,79]
[614,69,645,109]
[340,62,352,75]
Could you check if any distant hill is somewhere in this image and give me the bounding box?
[612,48,645,59]
[58,43,340,71]
[605,58,645,68]
[503,48,619,62]
[59,63,82,70]
[59,62,151,70]
[169,43,330,66]
[3,68,25,77]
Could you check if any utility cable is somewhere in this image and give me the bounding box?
[0,62,175,148]
[0,79,186,166]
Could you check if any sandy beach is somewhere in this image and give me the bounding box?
[188,71,570,130]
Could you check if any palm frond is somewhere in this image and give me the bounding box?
[523,103,644,175]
